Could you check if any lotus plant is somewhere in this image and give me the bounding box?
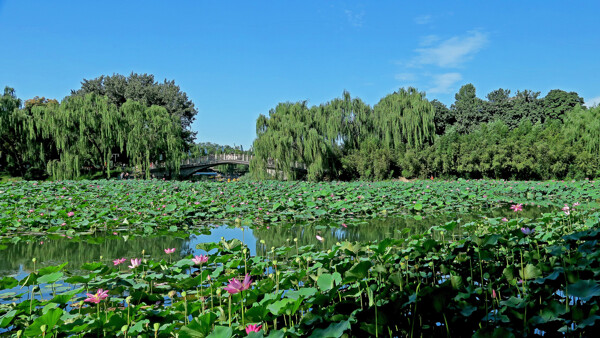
[246,324,262,334]
[85,288,109,319]
[113,258,126,266]
[224,274,253,327]
[164,248,176,263]
[128,258,141,269]
[84,289,109,304]
[192,254,208,265]
[510,203,523,212]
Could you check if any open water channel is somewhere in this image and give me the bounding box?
[0,205,550,278]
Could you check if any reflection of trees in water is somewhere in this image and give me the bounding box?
[252,206,552,255]
[1,205,553,274]
[1,236,185,275]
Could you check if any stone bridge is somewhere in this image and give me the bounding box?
[151,154,306,178]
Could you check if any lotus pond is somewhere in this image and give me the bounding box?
[0,180,599,337]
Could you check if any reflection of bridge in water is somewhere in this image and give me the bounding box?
[151,154,306,178]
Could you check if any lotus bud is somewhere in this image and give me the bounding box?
[294,238,298,242]
[243,248,247,254]
[40,325,47,333]
[121,325,128,333]
[168,290,177,298]
[154,323,160,331]
[16,330,22,338]
[32,258,37,263]
[181,291,187,298]
[125,296,132,304]
[216,288,222,296]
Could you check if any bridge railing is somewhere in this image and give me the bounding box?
[154,154,306,170]
[182,154,253,166]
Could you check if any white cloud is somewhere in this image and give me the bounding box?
[414,15,432,25]
[428,73,463,94]
[413,30,488,67]
[419,34,440,47]
[585,96,600,107]
[395,73,416,81]
[345,9,365,27]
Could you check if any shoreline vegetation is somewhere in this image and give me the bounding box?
[2,73,600,182]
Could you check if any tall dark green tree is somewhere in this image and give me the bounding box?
[543,89,585,121]
[431,99,454,135]
[452,84,485,133]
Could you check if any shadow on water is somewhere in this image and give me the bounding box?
[0,205,551,277]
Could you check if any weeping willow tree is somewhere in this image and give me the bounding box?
[32,93,121,180]
[31,93,185,180]
[372,87,436,150]
[250,91,373,181]
[251,102,313,180]
[0,87,56,178]
[121,100,184,178]
[563,105,600,154]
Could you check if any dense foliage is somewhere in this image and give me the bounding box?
[1,179,599,336]
[251,85,597,181]
[1,73,195,180]
[1,179,598,240]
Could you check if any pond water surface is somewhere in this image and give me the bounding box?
[0,205,552,277]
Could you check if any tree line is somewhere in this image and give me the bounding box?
[250,84,599,180]
[3,73,597,181]
[0,73,195,180]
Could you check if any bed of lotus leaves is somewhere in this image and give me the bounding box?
[1,179,599,241]
[1,205,599,337]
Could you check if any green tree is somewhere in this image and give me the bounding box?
[72,73,197,142]
[543,89,584,121]
[33,93,121,179]
[0,88,54,178]
[452,84,485,133]
[431,99,454,135]
[372,87,435,149]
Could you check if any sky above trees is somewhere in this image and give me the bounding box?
[1,0,598,148]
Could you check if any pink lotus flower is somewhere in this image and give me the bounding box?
[492,289,497,299]
[316,235,324,242]
[501,217,508,222]
[67,211,75,217]
[129,258,141,269]
[164,248,176,254]
[113,258,126,266]
[84,289,109,304]
[573,202,580,207]
[342,223,347,228]
[246,324,262,334]
[192,255,208,265]
[510,204,523,212]
[224,274,252,294]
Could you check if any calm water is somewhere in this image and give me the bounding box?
[0,205,551,277]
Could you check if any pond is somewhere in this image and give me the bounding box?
[0,204,550,277]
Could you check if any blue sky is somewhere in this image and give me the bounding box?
[1,1,599,148]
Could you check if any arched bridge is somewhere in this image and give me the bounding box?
[151,154,306,178]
